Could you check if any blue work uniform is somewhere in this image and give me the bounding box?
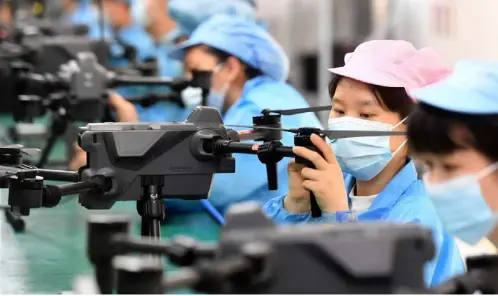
[263,159,466,288]
[65,4,97,26]
[134,41,186,122]
[165,76,323,214]
[109,25,158,99]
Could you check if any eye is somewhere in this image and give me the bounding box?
[333,108,345,116]
[441,163,458,172]
[360,113,373,119]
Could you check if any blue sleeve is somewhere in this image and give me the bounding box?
[263,195,356,224]
[135,102,193,123]
[387,201,465,288]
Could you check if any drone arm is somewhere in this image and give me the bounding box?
[212,140,293,158]
[110,75,184,88]
[36,169,79,182]
[111,235,216,266]
[41,176,107,208]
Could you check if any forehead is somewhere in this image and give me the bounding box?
[184,46,219,66]
[333,78,379,104]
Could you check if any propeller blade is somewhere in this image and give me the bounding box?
[322,130,407,139]
[20,148,41,157]
[226,125,297,133]
[263,105,332,116]
[1,145,40,157]
[3,144,23,149]
[226,125,406,140]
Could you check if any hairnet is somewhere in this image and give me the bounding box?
[168,0,256,37]
[169,15,289,82]
[410,60,498,114]
[328,40,452,93]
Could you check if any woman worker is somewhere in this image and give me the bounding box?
[161,15,322,217]
[407,60,498,252]
[128,0,257,122]
[263,40,465,287]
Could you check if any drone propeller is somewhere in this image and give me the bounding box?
[2,144,41,157]
[227,125,407,140]
[262,105,332,116]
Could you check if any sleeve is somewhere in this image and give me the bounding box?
[387,201,465,288]
[263,195,357,224]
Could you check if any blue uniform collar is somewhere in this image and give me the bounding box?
[345,158,419,214]
[240,76,272,98]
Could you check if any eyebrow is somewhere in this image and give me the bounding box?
[332,97,377,106]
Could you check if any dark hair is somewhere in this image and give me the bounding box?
[203,46,264,80]
[407,103,498,162]
[328,75,414,119]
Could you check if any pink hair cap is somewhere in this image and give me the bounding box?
[328,40,453,91]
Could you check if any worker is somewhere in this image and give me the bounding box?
[60,0,99,27]
[263,40,465,287]
[129,0,185,122]
[128,0,257,122]
[168,0,256,38]
[407,60,498,253]
[162,15,322,217]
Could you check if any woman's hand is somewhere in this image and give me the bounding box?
[108,92,139,123]
[284,134,349,213]
[69,144,86,171]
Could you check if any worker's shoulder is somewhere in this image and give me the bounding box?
[388,180,442,225]
[243,78,309,108]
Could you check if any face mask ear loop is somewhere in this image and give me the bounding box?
[392,139,407,156]
[477,162,498,179]
[390,117,408,155]
[392,117,409,130]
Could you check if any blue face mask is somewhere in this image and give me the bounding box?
[207,64,230,111]
[423,164,498,245]
[328,117,407,181]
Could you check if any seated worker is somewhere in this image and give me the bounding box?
[129,0,257,122]
[96,0,156,71]
[60,0,99,27]
[162,15,322,217]
[129,0,186,122]
[263,40,465,287]
[407,60,498,254]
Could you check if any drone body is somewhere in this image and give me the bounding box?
[78,107,236,209]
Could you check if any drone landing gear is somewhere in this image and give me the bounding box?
[37,109,68,168]
[137,176,165,239]
[2,206,25,232]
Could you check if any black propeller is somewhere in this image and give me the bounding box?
[261,105,333,116]
[227,125,406,140]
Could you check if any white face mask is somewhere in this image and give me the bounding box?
[328,116,407,181]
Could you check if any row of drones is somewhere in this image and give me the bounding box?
[0,2,497,293]
[0,102,497,294]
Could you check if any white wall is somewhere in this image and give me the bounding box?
[425,0,498,65]
[255,0,498,67]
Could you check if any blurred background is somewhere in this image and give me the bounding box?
[255,0,498,116]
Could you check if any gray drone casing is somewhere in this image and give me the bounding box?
[78,107,235,209]
[218,203,435,294]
